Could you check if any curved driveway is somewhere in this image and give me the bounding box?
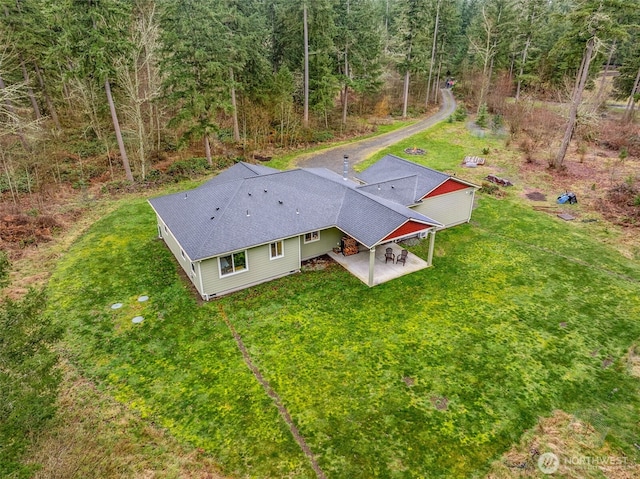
[297,89,456,176]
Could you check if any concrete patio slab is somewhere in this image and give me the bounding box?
[328,242,429,286]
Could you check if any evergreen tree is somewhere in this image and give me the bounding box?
[49,0,135,181]
[334,0,383,123]
[159,0,235,164]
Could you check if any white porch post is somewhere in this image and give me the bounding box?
[427,229,436,266]
[368,247,376,286]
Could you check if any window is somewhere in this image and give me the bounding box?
[180,249,185,260]
[191,263,196,273]
[164,224,168,233]
[270,241,284,259]
[219,251,247,276]
[304,231,320,243]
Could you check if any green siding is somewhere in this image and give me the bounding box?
[413,188,475,229]
[156,215,203,295]
[300,227,343,260]
[200,237,300,297]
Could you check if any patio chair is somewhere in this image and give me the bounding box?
[396,249,408,266]
[385,247,395,263]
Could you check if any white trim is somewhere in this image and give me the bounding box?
[371,219,438,248]
[422,182,479,200]
[303,230,320,243]
[197,261,204,294]
[466,189,476,223]
[269,240,285,260]
[218,250,249,278]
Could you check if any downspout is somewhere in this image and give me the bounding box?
[466,188,476,223]
[197,261,205,298]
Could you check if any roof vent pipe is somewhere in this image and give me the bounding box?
[343,155,349,180]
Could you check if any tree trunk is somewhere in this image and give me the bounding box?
[105,78,134,182]
[515,36,531,101]
[20,58,41,119]
[204,134,212,166]
[554,39,595,169]
[1,152,17,205]
[384,0,390,54]
[341,51,349,126]
[426,0,440,107]
[402,70,410,118]
[434,58,443,104]
[593,40,616,111]
[303,3,309,128]
[0,76,30,150]
[623,65,640,123]
[230,67,240,142]
[34,63,61,130]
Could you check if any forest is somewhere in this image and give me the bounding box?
[0,0,638,200]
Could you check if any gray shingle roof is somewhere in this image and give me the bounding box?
[149,162,441,260]
[356,175,420,205]
[356,154,458,202]
[199,161,279,187]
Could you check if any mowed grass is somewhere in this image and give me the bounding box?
[47,200,314,478]
[47,127,640,477]
[47,195,640,478]
[356,120,514,174]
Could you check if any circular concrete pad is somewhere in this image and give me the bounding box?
[138,295,149,302]
[132,316,144,324]
[111,303,123,310]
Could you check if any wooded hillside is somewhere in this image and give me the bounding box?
[1,0,638,199]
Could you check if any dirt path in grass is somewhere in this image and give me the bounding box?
[217,305,327,479]
[297,88,456,176]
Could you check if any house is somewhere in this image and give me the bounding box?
[148,158,477,299]
[356,154,479,229]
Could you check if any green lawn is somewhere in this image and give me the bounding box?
[356,121,516,174]
[47,132,640,478]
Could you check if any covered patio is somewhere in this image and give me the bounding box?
[328,239,433,287]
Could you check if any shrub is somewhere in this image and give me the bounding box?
[166,157,212,177]
[619,147,629,160]
[0,250,9,288]
[476,103,489,128]
[479,181,500,196]
[453,105,467,122]
[491,114,503,132]
[312,131,334,143]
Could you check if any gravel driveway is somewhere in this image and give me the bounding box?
[296,89,456,176]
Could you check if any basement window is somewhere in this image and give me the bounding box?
[304,231,320,243]
[219,251,248,277]
[270,241,284,259]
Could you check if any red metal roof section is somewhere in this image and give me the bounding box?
[423,178,469,198]
[383,220,431,242]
